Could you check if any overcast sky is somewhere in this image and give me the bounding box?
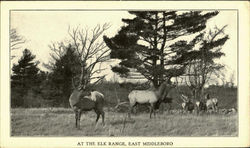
[10,11,237,84]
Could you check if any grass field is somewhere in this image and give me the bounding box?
[11,108,238,137]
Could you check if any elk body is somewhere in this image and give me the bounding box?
[128,81,174,118]
[69,90,105,129]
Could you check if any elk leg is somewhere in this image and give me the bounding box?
[196,107,199,115]
[96,112,100,124]
[77,110,81,129]
[128,105,134,119]
[204,106,207,113]
[128,110,131,119]
[153,103,156,118]
[183,106,186,114]
[149,105,153,119]
[75,111,78,128]
[101,111,105,126]
[212,105,215,113]
[128,107,131,119]
[134,103,138,114]
[130,103,137,114]
[215,103,218,112]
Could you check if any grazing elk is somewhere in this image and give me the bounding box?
[128,81,175,118]
[205,93,218,113]
[181,94,195,113]
[69,89,105,129]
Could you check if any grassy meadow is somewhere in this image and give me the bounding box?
[11,108,237,136]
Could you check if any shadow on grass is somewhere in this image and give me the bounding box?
[49,109,72,114]
[109,118,136,126]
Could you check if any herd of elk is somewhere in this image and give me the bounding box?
[180,93,219,114]
[69,81,220,129]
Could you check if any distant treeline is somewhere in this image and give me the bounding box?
[11,78,237,109]
[11,49,237,109]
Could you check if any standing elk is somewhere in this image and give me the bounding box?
[180,94,195,113]
[69,89,105,129]
[128,81,175,118]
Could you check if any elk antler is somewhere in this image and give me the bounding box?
[181,94,189,102]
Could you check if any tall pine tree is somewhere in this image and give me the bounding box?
[11,49,40,107]
[104,11,219,87]
[43,44,81,107]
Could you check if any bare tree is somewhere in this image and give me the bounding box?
[63,23,111,89]
[185,25,229,100]
[10,28,26,59]
[45,41,70,69]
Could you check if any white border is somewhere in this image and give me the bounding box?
[1,1,249,147]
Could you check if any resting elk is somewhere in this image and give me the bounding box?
[128,81,175,118]
[69,89,105,129]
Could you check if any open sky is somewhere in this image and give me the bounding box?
[10,11,237,85]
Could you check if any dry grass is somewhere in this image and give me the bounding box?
[11,108,238,137]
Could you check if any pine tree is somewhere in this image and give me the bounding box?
[44,44,81,107]
[11,49,40,107]
[104,11,219,87]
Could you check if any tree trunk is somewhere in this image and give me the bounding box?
[152,12,160,88]
[152,77,159,88]
[200,87,204,99]
[79,63,88,89]
[192,89,196,100]
[194,86,204,100]
[159,55,164,85]
[160,11,166,85]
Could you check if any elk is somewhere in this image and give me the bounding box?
[69,89,105,129]
[195,100,207,114]
[205,93,218,113]
[128,81,175,118]
[181,94,195,113]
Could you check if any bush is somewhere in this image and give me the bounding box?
[22,89,52,108]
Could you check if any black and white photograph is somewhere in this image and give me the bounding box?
[1,1,249,147]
